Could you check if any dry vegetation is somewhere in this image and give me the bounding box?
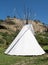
[0,18,48,65]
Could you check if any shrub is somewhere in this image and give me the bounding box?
[35,33,48,45]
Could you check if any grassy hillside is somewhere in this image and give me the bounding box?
[0,18,48,65]
[0,29,19,48]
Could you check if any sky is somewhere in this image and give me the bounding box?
[0,0,48,24]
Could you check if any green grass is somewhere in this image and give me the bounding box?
[0,47,48,65]
[0,53,48,65]
[43,45,48,50]
[0,32,48,65]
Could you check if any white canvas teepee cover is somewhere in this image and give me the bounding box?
[4,24,45,55]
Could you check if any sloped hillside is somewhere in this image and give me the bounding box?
[0,18,48,48]
[0,18,48,34]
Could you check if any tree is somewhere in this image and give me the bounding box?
[14,16,16,18]
[7,16,10,19]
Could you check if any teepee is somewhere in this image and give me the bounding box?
[4,24,45,55]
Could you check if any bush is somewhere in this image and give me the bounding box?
[0,19,3,22]
[35,33,48,45]
[6,21,15,25]
[0,29,20,47]
[0,39,4,44]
